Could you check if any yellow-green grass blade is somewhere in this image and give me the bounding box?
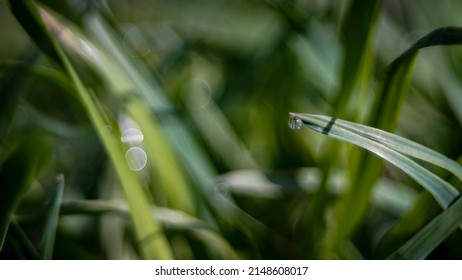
[83,12,259,229]
[56,59,173,259]
[40,9,195,214]
[124,98,195,214]
[9,0,173,259]
[57,200,239,259]
[83,13,216,192]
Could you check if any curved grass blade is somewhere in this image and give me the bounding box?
[58,200,239,259]
[370,26,462,131]
[83,12,268,235]
[0,133,50,251]
[296,114,462,181]
[291,113,459,208]
[9,0,173,259]
[387,195,462,259]
[327,27,462,256]
[36,8,196,215]
[41,174,64,259]
[56,51,173,259]
[42,7,266,243]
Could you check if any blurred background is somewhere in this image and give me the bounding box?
[1,0,462,259]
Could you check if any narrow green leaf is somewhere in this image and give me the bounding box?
[55,48,173,259]
[317,0,384,256]
[42,10,196,214]
[335,0,382,115]
[8,0,173,259]
[291,113,459,208]
[41,174,64,260]
[82,12,264,234]
[297,114,462,181]
[375,192,441,258]
[329,26,462,255]
[124,98,195,214]
[58,200,239,259]
[0,133,50,251]
[387,195,462,259]
[0,61,74,98]
[7,0,61,65]
[370,26,462,131]
[6,219,41,259]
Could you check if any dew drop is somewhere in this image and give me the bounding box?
[288,116,303,130]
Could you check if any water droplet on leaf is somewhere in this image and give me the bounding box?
[288,116,302,130]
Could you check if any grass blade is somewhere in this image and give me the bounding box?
[57,200,239,259]
[83,12,263,232]
[335,0,381,116]
[34,8,196,215]
[0,133,50,251]
[291,113,459,208]
[9,0,173,259]
[41,174,64,259]
[370,27,462,130]
[387,195,462,259]
[328,27,462,256]
[297,114,462,181]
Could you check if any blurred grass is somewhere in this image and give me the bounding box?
[1,0,462,259]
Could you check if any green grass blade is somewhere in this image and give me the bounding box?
[82,12,259,229]
[41,174,64,259]
[321,5,401,255]
[35,8,196,215]
[58,200,239,259]
[9,0,173,259]
[387,195,462,259]
[0,133,50,251]
[0,61,75,98]
[54,43,172,260]
[84,13,171,112]
[370,27,462,130]
[124,98,195,214]
[6,0,61,65]
[335,0,381,116]
[297,114,462,181]
[7,219,41,259]
[291,113,459,208]
[327,26,462,256]
[375,192,441,258]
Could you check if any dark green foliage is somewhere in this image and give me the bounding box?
[1,0,462,259]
